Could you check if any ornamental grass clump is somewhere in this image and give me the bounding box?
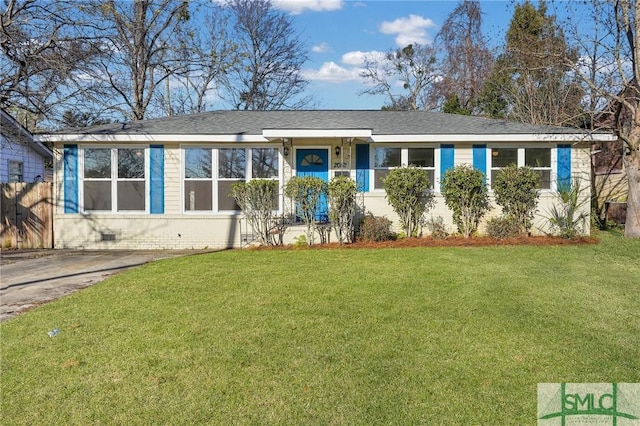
[441,165,490,238]
[382,166,434,237]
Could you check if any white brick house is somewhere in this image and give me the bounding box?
[37,110,616,249]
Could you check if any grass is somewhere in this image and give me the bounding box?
[1,230,639,424]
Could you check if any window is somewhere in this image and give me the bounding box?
[408,148,435,186]
[218,148,245,211]
[183,147,281,213]
[252,148,279,179]
[8,161,23,182]
[184,148,213,211]
[82,148,146,212]
[490,147,552,190]
[374,147,435,189]
[525,148,552,189]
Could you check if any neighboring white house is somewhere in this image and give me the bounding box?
[1,109,53,183]
[37,110,616,249]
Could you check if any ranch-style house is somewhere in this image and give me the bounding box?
[37,110,616,249]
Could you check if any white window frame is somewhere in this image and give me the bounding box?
[487,146,556,191]
[371,145,440,191]
[79,146,149,213]
[182,145,283,214]
[7,160,23,182]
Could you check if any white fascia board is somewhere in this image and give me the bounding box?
[370,133,617,143]
[262,129,373,140]
[36,134,270,143]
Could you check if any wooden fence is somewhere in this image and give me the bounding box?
[1,182,53,249]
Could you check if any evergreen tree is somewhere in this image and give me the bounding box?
[479,0,585,125]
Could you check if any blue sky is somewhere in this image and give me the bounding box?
[270,0,521,109]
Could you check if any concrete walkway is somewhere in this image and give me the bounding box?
[0,249,216,322]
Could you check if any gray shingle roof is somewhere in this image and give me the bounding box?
[59,110,587,136]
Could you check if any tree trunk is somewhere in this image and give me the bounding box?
[625,148,640,237]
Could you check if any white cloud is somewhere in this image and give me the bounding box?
[273,0,343,15]
[379,14,436,46]
[312,42,330,53]
[303,61,361,82]
[341,50,385,66]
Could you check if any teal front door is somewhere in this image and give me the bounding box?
[296,149,329,221]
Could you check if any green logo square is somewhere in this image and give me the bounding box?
[538,383,640,425]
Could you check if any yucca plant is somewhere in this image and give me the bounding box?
[547,178,588,238]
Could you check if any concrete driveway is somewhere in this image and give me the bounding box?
[0,249,216,322]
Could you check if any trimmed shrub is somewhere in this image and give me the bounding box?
[284,176,327,245]
[382,166,434,237]
[231,179,279,246]
[486,216,522,239]
[492,164,540,235]
[327,176,357,244]
[441,164,490,238]
[358,214,394,242]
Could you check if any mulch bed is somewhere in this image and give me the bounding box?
[251,235,598,250]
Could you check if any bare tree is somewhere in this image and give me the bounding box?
[435,0,493,115]
[85,0,192,121]
[0,0,99,129]
[549,0,640,237]
[154,5,238,116]
[222,0,310,110]
[360,44,438,111]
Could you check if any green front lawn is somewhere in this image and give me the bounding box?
[2,231,639,424]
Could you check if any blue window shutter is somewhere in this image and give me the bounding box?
[472,145,487,176]
[63,144,78,213]
[557,144,571,190]
[150,145,164,214]
[355,144,370,192]
[440,144,454,189]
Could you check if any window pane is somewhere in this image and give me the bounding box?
[218,180,242,210]
[374,169,389,189]
[252,148,278,178]
[525,148,551,168]
[185,181,213,211]
[301,154,323,166]
[408,148,434,167]
[118,148,145,179]
[8,161,23,182]
[185,148,212,179]
[534,170,551,189]
[84,181,111,210]
[84,148,111,178]
[374,147,401,168]
[219,148,246,179]
[491,148,517,168]
[117,181,145,210]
